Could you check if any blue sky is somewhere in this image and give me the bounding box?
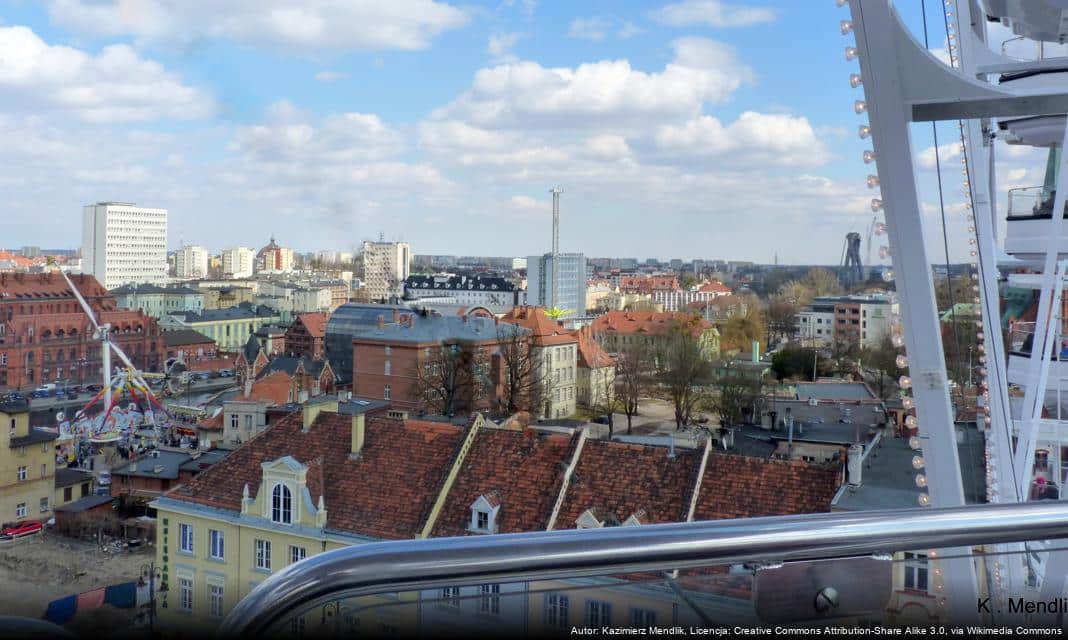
[0,0,1051,264]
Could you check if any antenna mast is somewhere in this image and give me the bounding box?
[550,187,562,309]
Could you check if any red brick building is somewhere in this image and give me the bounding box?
[285,312,328,359]
[351,314,528,413]
[0,273,165,391]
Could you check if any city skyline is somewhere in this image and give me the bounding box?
[0,1,1062,264]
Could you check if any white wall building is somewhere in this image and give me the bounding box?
[175,245,209,279]
[82,202,168,290]
[361,241,410,301]
[221,247,255,279]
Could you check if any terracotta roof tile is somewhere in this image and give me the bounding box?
[556,439,700,529]
[171,411,467,540]
[693,453,841,521]
[574,325,614,369]
[295,312,329,338]
[431,428,577,536]
[591,310,712,338]
[241,370,294,405]
[500,307,578,347]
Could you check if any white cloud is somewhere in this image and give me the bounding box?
[654,112,830,167]
[568,17,610,42]
[232,105,405,162]
[653,0,776,28]
[487,32,521,61]
[916,142,963,170]
[314,70,348,83]
[46,0,469,53]
[618,22,644,39]
[434,37,752,128]
[0,25,213,122]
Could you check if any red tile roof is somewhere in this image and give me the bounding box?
[295,313,328,338]
[591,310,712,338]
[170,411,467,540]
[556,439,700,528]
[240,370,294,405]
[197,412,224,432]
[501,306,578,347]
[573,325,614,369]
[697,280,731,294]
[693,453,840,521]
[430,428,577,537]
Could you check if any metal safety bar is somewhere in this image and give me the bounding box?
[220,501,1068,635]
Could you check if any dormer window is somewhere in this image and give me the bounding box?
[469,493,500,534]
[271,483,293,524]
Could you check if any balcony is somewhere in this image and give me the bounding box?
[197,502,1068,636]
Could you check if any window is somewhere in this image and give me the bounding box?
[179,577,193,612]
[41,463,47,478]
[244,414,252,429]
[586,600,612,625]
[545,594,569,629]
[479,584,500,615]
[384,385,391,400]
[39,497,49,513]
[255,539,271,570]
[385,345,391,355]
[630,608,656,627]
[385,360,391,375]
[210,530,224,560]
[441,586,461,608]
[476,511,489,530]
[179,523,194,553]
[230,414,239,429]
[904,552,928,591]
[17,466,26,481]
[64,486,73,502]
[271,483,293,524]
[290,545,307,564]
[209,584,224,617]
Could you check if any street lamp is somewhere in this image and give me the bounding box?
[138,562,165,635]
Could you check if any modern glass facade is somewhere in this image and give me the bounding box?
[325,303,413,384]
[526,253,586,319]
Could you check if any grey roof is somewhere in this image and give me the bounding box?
[833,424,986,511]
[796,382,877,402]
[405,273,517,293]
[163,329,214,347]
[11,428,58,447]
[169,302,280,323]
[352,314,528,344]
[337,398,392,416]
[176,450,229,473]
[766,398,887,432]
[0,397,30,413]
[112,449,225,480]
[112,283,201,296]
[55,467,94,488]
[55,494,114,513]
[261,356,328,379]
[242,333,263,363]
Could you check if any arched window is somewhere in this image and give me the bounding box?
[271,483,292,524]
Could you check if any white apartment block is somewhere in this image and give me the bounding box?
[221,247,255,279]
[175,245,209,279]
[361,241,410,301]
[82,202,168,290]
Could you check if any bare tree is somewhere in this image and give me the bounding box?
[765,293,799,345]
[496,327,546,416]
[616,343,648,434]
[414,341,481,416]
[658,323,713,430]
[706,365,764,428]
[591,366,619,437]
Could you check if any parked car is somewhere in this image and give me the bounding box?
[30,390,51,399]
[591,415,611,425]
[218,369,234,378]
[86,384,103,393]
[67,385,83,396]
[0,521,43,540]
[97,471,111,488]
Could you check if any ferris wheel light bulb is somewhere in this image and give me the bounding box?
[905,415,917,427]
[912,455,925,469]
[855,100,867,114]
[915,474,928,488]
[899,375,912,389]
[896,354,908,368]
[862,150,875,163]
[892,334,905,347]
[903,398,914,410]
[874,221,886,235]
[841,20,854,35]
[858,124,871,139]
[879,245,890,259]
[846,47,859,61]
[866,174,880,188]
[918,493,931,506]
[908,435,921,450]
[871,198,883,212]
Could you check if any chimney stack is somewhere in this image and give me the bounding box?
[350,414,366,458]
[392,309,400,323]
[847,443,863,487]
[377,314,384,329]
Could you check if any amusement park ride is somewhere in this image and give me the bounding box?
[53,270,175,447]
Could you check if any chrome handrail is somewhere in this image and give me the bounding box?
[220,501,1068,635]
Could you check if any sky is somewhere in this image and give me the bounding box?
[0,0,1057,264]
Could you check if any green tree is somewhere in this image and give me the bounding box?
[719,297,766,354]
[860,333,902,400]
[772,346,820,381]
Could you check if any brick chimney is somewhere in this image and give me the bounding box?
[350,413,366,458]
[392,309,400,323]
[376,314,384,329]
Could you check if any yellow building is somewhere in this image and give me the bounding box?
[54,468,94,509]
[158,303,283,352]
[151,404,840,633]
[0,398,57,523]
